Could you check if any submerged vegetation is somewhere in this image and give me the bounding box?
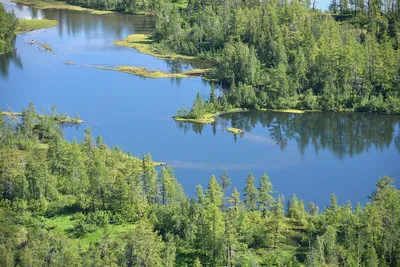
[16,19,58,33]
[0,103,399,266]
[35,41,56,54]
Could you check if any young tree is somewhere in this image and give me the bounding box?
[244,173,258,211]
[219,170,231,192]
[258,173,273,215]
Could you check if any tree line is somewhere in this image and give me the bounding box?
[0,104,399,266]
[153,0,400,114]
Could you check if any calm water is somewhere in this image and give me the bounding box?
[1,0,399,208]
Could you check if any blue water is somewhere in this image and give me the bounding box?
[1,0,399,209]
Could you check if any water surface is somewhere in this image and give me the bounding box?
[1,0,399,208]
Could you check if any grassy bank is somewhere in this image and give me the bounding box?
[12,0,114,14]
[17,19,58,34]
[81,64,209,79]
[227,127,244,134]
[114,34,198,60]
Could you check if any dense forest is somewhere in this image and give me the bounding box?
[0,104,399,266]
[0,3,17,54]
[152,0,400,114]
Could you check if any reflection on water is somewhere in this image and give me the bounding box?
[176,111,400,158]
[0,39,23,78]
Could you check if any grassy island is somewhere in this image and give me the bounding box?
[113,34,198,61]
[83,64,209,79]
[173,113,216,124]
[227,127,244,134]
[17,19,58,34]
[12,0,114,14]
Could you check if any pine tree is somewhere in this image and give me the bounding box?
[244,173,258,211]
[219,170,231,192]
[258,173,273,215]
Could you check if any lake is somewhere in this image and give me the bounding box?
[1,0,399,208]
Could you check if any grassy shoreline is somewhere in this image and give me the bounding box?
[17,19,58,34]
[173,108,322,124]
[114,34,199,61]
[81,64,209,79]
[12,0,114,14]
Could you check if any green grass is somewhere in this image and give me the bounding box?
[12,0,114,14]
[173,113,217,124]
[172,0,188,9]
[173,109,247,124]
[113,34,198,60]
[42,215,136,250]
[17,19,58,34]
[227,127,244,134]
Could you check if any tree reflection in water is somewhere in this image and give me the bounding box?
[175,111,400,158]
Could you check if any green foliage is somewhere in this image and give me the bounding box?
[161,0,400,114]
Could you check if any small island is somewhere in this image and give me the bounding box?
[82,65,209,79]
[227,127,244,134]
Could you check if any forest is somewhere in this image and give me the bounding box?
[0,104,399,266]
[0,3,17,54]
[151,0,400,114]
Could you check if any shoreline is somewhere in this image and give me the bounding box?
[113,33,201,61]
